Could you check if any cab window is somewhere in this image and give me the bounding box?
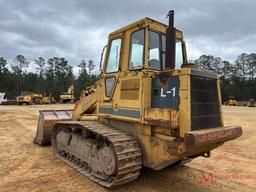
[129,29,145,69]
[105,77,115,97]
[105,38,121,73]
[161,35,183,70]
[161,34,166,69]
[175,40,183,68]
[149,31,161,70]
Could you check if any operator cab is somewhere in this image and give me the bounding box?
[101,14,188,75]
[100,11,189,101]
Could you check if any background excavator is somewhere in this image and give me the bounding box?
[33,10,242,187]
[60,85,75,103]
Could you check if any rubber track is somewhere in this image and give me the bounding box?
[52,121,142,188]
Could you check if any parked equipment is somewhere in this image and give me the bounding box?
[34,11,242,187]
[225,96,237,106]
[1,100,17,105]
[0,94,17,105]
[248,98,255,107]
[42,94,55,104]
[16,91,43,105]
[42,97,51,104]
[60,85,74,103]
[0,93,7,104]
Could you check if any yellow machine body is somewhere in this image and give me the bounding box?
[71,17,242,169]
[226,96,237,106]
[34,15,242,186]
[16,91,43,105]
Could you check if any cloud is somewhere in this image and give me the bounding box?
[0,0,255,72]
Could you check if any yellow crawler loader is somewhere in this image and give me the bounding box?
[34,10,242,187]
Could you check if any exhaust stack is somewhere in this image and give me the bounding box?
[165,10,176,70]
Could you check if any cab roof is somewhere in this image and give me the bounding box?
[109,17,183,38]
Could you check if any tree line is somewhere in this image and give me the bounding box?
[0,55,98,100]
[193,53,256,101]
[0,53,255,101]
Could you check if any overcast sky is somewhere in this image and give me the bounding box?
[0,0,255,73]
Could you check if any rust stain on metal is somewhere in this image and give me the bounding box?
[144,108,178,128]
[184,126,242,150]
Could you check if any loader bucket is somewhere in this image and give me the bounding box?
[33,110,73,145]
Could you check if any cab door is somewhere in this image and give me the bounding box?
[103,37,122,101]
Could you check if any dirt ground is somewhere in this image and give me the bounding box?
[0,104,255,192]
